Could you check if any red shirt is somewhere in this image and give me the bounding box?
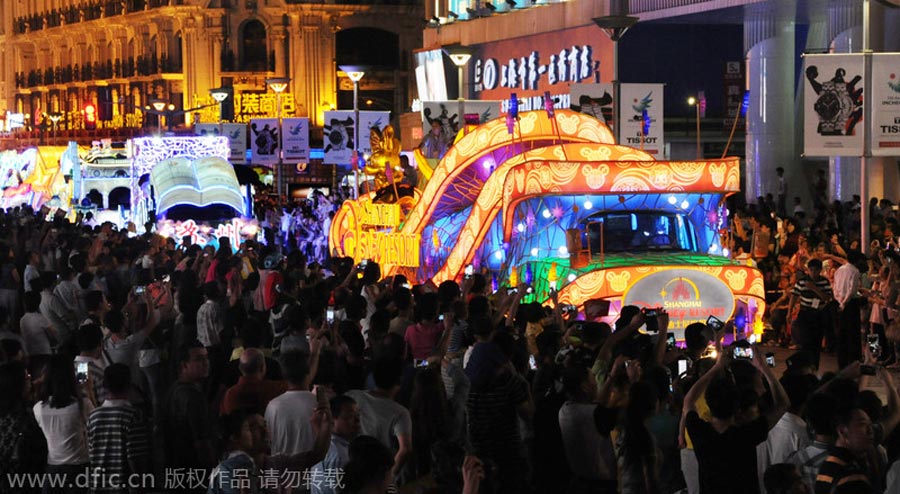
[220,376,288,415]
[404,321,444,360]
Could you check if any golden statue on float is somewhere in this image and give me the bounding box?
[366,125,416,208]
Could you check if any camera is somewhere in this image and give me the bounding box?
[326,307,335,324]
[868,334,881,358]
[733,346,754,360]
[642,307,659,333]
[464,264,474,279]
[134,285,146,295]
[666,333,676,351]
[765,352,775,367]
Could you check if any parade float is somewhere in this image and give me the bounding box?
[0,144,77,211]
[329,108,765,338]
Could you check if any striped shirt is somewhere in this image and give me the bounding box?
[814,446,872,494]
[87,399,150,494]
[792,275,833,310]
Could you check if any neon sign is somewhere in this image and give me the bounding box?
[156,218,259,250]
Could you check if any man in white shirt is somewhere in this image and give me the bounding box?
[23,251,41,293]
[265,349,320,455]
[20,291,54,356]
[760,373,814,488]
[38,273,76,346]
[833,253,863,369]
[310,395,361,494]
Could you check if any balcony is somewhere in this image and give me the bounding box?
[13,0,187,34]
[16,55,183,90]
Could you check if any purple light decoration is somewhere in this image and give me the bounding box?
[543,91,555,117]
[506,93,518,134]
[524,263,534,285]
[740,91,750,117]
[642,109,651,136]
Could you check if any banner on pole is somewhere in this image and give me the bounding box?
[196,123,247,163]
[281,118,310,161]
[323,111,390,164]
[249,118,280,166]
[803,54,865,156]
[871,53,900,157]
[618,83,665,158]
[420,101,502,137]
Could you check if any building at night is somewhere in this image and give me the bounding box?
[1,0,424,141]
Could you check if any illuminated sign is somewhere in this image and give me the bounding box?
[361,203,401,227]
[156,218,259,250]
[623,269,736,330]
[347,231,421,268]
[469,25,613,105]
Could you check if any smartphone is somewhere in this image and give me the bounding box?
[438,314,445,322]
[76,361,89,384]
[868,334,881,357]
[414,359,429,368]
[733,346,754,360]
[465,264,474,279]
[525,286,533,294]
[315,385,328,408]
[162,274,170,283]
[677,358,689,377]
[765,352,775,367]
[643,308,659,333]
[861,364,877,376]
[326,307,335,324]
[529,354,537,370]
[507,288,518,295]
[134,285,146,295]
[402,282,412,289]
[667,333,676,351]
[706,315,724,332]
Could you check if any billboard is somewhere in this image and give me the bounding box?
[323,111,391,164]
[803,54,865,156]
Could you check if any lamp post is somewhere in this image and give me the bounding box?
[445,45,473,129]
[339,66,365,199]
[150,99,167,133]
[687,96,701,159]
[208,87,230,136]
[592,15,638,145]
[266,77,290,200]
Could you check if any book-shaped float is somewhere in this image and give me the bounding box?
[150,156,243,214]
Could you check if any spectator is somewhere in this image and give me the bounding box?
[786,392,839,492]
[405,292,443,361]
[764,463,809,494]
[265,349,320,455]
[161,341,215,473]
[345,355,413,483]
[33,354,93,493]
[221,348,287,415]
[789,259,833,368]
[86,363,150,494]
[20,290,55,357]
[0,361,47,494]
[74,323,107,405]
[309,395,362,494]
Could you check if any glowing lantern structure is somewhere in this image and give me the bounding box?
[329,109,765,339]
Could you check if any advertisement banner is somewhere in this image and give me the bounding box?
[871,53,900,156]
[803,54,865,156]
[622,269,736,332]
[619,83,665,157]
[195,123,247,163]
[323,111,391,164]
[421,101,502,136]
[569,83,615,130]
[282,118,310,161]
[469,25,614,113]
[249,118,280,166]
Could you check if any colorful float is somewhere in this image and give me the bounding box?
[0,144,77,210]
[329,108,765,338]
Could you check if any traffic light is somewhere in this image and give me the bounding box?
[84,103,97,130]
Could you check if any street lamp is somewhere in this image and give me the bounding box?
[687,96,701,159]
[208,87,230,135]
[445,45,473,129]
[266,77,290,200]
[150,99,167,133]
[593,15,638,145]
[339,65,365,199]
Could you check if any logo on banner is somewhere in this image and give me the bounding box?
[623,269,735,331]
[889,73,900,94]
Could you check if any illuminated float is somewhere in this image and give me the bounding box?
[130,136,259,249]
[0,144,77,210]
[329,108,765,338]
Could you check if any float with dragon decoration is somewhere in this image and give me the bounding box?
[329,108,765,339]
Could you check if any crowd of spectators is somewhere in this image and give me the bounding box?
[0,184,899,494]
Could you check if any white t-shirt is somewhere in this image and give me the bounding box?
[265,390,318,455]
[20,311,52,355]
[344,390,412,454]
[558,401,617,480]
[33,399,93,465]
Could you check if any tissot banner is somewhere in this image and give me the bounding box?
[195,123,248,164]
[871,53,900,157]
[249,118,280,166]
[323,111,390,164]
[618,83,665,158]
[281,118,310,161]
[803,54,865,156]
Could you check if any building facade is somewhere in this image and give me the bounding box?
[2,0,424,139]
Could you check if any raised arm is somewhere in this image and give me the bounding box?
[751,345,789,430]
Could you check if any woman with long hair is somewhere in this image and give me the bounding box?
[408,366,451,479]
[32,354,93,493]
